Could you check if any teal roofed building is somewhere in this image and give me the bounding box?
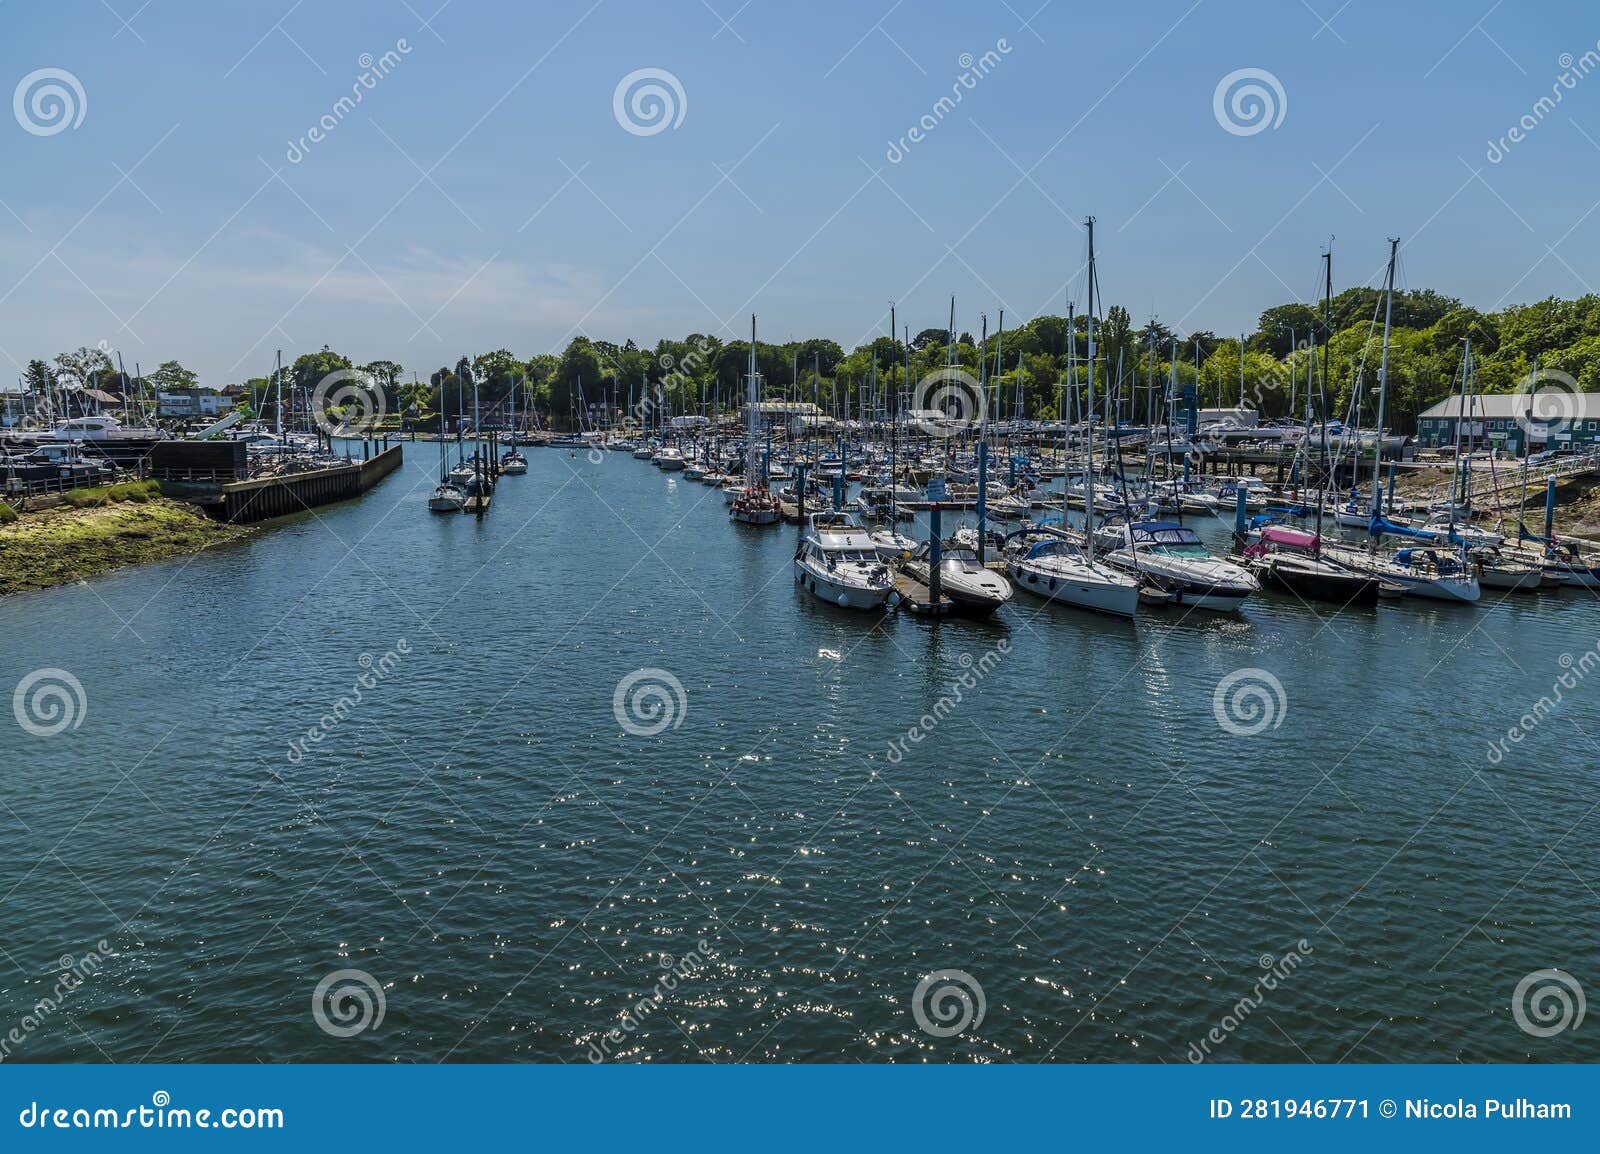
[1416,392,1600,456]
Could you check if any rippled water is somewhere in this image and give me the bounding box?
[1,445,1597,1063]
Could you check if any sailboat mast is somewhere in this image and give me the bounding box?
[1372,237,1399,515]
[1315,246,1332,554]
[1085,217,1098,563]
[746,315,759,490]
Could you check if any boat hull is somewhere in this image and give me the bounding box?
[902,561,1011,616]
[1008,561,1139,618]
[1254,558,1381,606]
[1476,566,1544,592]
[793,561,891,610]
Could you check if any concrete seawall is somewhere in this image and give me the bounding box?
[160,444,403,524]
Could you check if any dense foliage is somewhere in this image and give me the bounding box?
[20,291,1600,430]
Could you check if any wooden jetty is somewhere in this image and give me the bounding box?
[892,572,953,616]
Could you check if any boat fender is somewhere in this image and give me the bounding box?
[837,592,849,607]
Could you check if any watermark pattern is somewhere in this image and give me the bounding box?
[1486,44,1600,163]
[612,667,687,736]
[885,640,1009,763]
[885,39,1013,163]
[1513,366,1584,441]
[1212,67,1286,137]
[13,68,86,137]
[311,968,386,1038]
[286,40,413,163]
[1511,969,1585,1038]
[585,941,715,1061]
[1211,667,1286,736]
[911,366,987,440]
[285,640,410,763]
[911,968,986,1038]
[612,68,686,137]
[1486,639,1600,765]
[0,942,110,1062]
[310,369,387,437]
[1187,940,1313,1061]
[12,668,87,737]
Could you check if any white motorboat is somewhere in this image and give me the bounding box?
[654,447,686,471]
[901,542,1012,616]
[988,492,1032,520]
[794,511,895,610]
[1094,518,1258,611]
[867,526,916,561]
[1008,533,1140,618]
[50,415,163,442]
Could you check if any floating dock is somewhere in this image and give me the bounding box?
[892,573,954,616]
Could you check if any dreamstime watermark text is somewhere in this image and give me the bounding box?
[586,940,716,1061]
[1486,638,1600,765]
[286,40,413,163]
[886,40,1012,163]
[885,640,1009,763]
[1187,940,1313,1062]
[286,639,411,763]
[0,942,110,1062]
[1487,43,1600,163]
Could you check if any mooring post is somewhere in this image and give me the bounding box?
[1545,475,1557,540]
[1234,485,1248,549]
[796,462,807,519]
[976,442,989,564]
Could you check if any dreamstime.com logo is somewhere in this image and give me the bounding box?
[612,668,687,736]
[911,367,986,439]
[1513,367,1584,440]
[311,369,387,437]
[311,968,386,1038]
[911,969,986,1038]
[13,68,86,136]
[12,668,86,736]
[1512,969,1585,1038]
[613,68,686,136]
[1211,667,1286,736]
[1212,67,1286,137]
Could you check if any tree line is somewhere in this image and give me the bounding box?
[16,289,1600,430]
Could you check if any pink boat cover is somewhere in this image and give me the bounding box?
[1245,524,1319,557]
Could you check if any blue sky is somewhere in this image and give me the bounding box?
[2,0,1598,384]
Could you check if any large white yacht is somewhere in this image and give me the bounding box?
[794,511,895,610]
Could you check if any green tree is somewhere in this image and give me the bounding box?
[147,360,199,392]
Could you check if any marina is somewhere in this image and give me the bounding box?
[3,428,1599,1062]
[5,1,1600,1100]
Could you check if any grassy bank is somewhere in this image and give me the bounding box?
[0,484,250,596]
